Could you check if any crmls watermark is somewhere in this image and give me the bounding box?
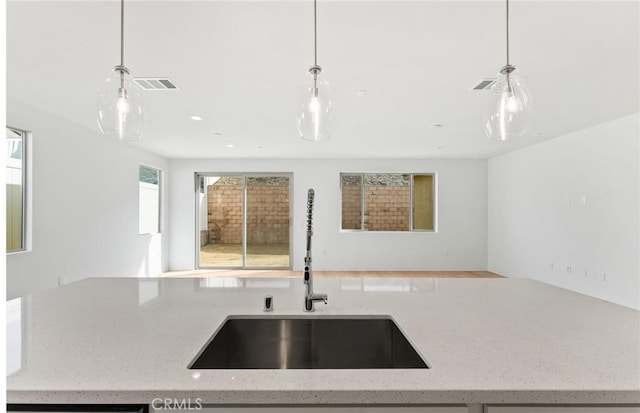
[151,398,203,410]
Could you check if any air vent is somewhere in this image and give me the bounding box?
[134,78,179,90]
[471,79,496,90]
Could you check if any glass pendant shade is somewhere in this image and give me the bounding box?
[97,67,145,142]
[485,68,533,141]
[296,70,334,142]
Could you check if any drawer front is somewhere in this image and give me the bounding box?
[160,407,468,413]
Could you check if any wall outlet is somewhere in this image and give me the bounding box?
[58,276,65,286]
[565,266,572,274]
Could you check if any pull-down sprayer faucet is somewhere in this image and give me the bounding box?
[304,189,328,312]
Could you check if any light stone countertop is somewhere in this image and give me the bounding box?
[6,277,640,405]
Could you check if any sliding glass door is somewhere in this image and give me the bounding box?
[196,174,291,269]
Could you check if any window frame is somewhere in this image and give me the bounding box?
[138,164,162,235]
[193,172,294,270]
[339,172,437,233]
[6,126,30,253]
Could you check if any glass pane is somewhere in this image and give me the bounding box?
[364,173,410,231]
[341,174,362,230]
[246,176,290,267]
[6,128,24,252]
[139,165,159,184]
[139,166,160,234]
[199,176,244,267]
[413,175,434,230]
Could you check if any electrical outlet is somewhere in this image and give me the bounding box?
[566,266,572,274]
[58,276,65,286]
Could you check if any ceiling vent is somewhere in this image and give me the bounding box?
[471,79,496,91]
[134,78,179,90]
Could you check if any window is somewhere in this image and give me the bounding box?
[139,165,161,234]
[6,127,27,252]
[340,173,436,232]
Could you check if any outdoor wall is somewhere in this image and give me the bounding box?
[488,113,640,309]
[207,178,243,244]
[169,158,487,271]
[341,185,362,230]
[6,98,170,300]
[342,185,411,231]
[206,177,290,245]
[245,183,289,244]
[363,186,410,231]
[139,182,160,235]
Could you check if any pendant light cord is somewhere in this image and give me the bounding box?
[119,0,125,88]
[504,0,513,91]
[311,0,319,93]
[313,0,318,67]
[505,0,510,66]
[121,0,125,67]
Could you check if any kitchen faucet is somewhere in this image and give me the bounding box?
[304,188,328,312]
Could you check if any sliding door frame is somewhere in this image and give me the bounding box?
[194,172,293,270]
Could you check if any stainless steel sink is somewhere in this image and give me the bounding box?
[189,316,428,369]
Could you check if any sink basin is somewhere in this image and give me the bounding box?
[189,316,428,369]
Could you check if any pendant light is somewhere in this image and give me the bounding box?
[485,0,533,141]
[296,0,334,142]
[97,0,144,142]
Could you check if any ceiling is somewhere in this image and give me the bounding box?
[6,1,640,159]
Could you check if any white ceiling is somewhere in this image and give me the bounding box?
[6,1,640,159]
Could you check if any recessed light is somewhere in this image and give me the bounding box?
[436,146,445,150]
[356,89,367,97]
[257,146,264,149]
[226,144,235,149]
[212,132,223,136]
[190,115,203,121]
[431,124,443,128]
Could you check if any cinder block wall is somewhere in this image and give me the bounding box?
[207,178,290,244]
[207,179,243,244]
[364,186,410,230]
[341,186,362,229]
[246,186,289,243]
[341,186,410,231]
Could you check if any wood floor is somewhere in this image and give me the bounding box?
[162,269,502,278]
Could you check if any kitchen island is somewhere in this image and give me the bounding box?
[6,277,640,410]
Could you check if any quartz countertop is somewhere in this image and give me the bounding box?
[6,277,640,405]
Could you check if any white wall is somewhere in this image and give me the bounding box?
[6,98,170,299]
[488,113,640,309]
[169,159,487,271]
